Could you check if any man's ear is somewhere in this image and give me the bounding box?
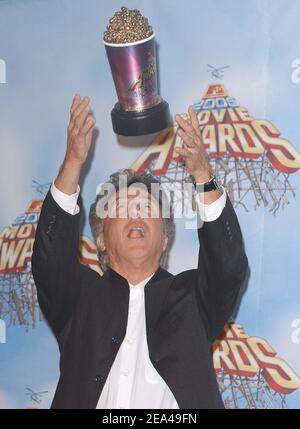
[97,233,106,252]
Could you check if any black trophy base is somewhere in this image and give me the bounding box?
[111,99,171,136]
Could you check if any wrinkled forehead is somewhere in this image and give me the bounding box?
[110,184,160,205]
[95,182,164,221]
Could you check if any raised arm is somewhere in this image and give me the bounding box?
[195,196,248,343]
[31,94,96,336]
[175,107,248,343]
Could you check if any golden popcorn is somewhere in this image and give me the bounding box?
[103,6,154,44]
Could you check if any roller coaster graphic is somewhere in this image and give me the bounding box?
[217,369,288,409]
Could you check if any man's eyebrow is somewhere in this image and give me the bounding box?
[116,194,151,201]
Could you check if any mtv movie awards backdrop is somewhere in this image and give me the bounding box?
[0,0,300,409]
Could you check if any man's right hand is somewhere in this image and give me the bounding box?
[54,94,96,195]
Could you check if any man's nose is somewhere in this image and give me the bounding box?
[128,202,141,218]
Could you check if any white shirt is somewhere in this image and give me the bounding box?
[97,273,180,409]
[50,181,226,409]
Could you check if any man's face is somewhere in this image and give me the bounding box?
[97,185,168,267]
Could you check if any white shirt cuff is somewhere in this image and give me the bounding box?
[50,182,80,215]
[194,186,226,222]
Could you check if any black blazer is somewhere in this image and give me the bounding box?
[31,189,248,409]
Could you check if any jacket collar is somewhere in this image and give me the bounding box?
[103,265,171,288]
[103,265,174,339]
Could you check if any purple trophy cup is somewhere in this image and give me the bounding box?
[103,11,170,136]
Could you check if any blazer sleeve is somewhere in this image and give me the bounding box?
[194,194,248,344]
[31,188,85,336]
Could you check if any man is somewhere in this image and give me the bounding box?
[31,94,248,409]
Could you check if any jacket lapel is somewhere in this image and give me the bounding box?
[102,268,130,338]
[144,267,174,341]
[103,266,174,342]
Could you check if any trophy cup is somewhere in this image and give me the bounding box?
[103,7,171,136]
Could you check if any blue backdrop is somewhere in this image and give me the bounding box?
[0,0,300,408]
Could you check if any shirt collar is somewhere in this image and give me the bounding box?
[104,266,162,289]
[128,272,155,289]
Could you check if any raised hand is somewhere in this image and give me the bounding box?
[175,106,212,184]
[175,106,223,203]
[66,95,96,167]
[55,94,96,195]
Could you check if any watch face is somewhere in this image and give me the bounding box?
[213,178,220,189]
[203,176,221,192]
[195,175,221,192]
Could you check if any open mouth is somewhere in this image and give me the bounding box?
[127,226,145,239]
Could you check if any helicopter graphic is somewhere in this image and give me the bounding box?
[25,387,48,404]
[207,64,230,80]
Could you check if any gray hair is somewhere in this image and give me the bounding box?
[89,168,175,271]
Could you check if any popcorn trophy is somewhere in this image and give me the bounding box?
[103,7,171,136]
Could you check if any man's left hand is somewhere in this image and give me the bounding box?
[175,106,223,204]
[175,105,212,183]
